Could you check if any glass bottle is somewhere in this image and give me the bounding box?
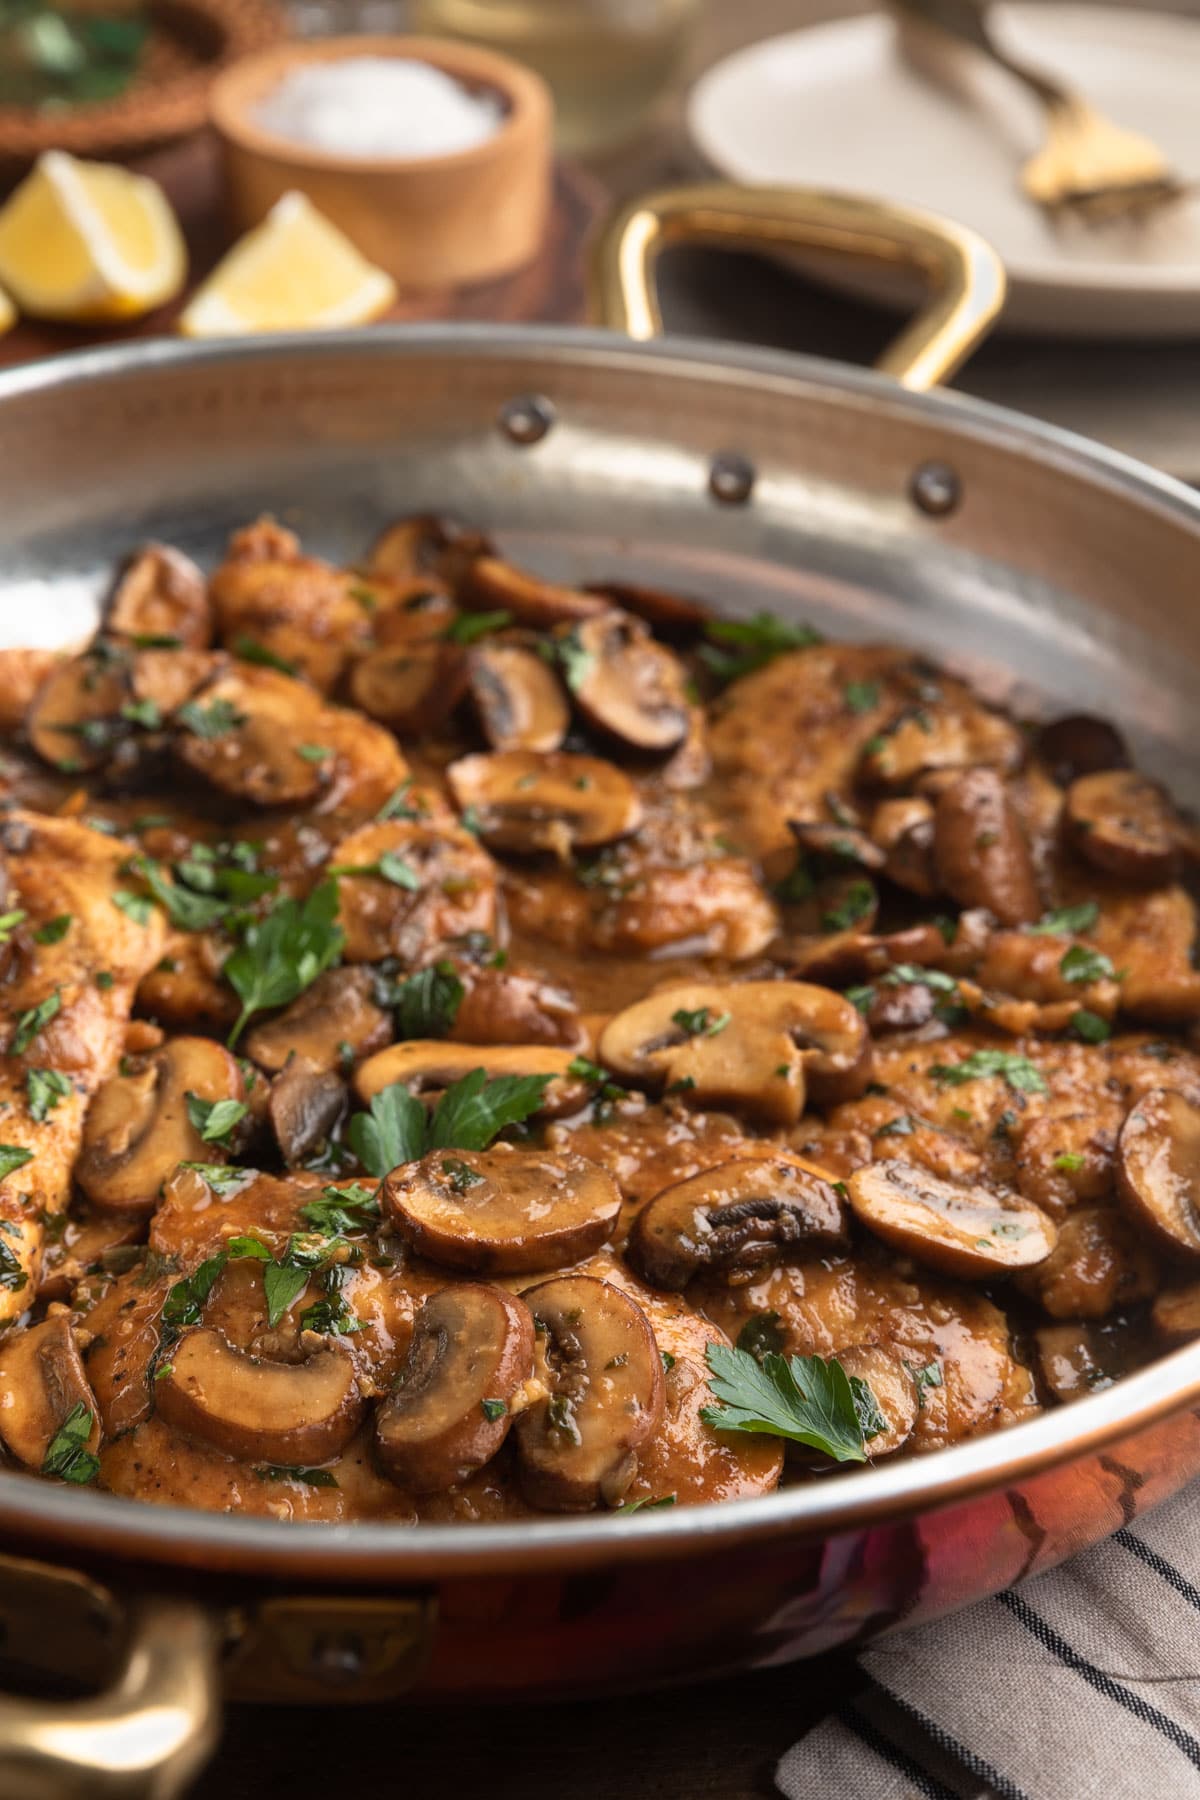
[410,0,702,155]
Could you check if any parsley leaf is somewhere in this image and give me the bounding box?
[390,962,464,1039]
[347,1083,428,1178]
[185,1093,249,1145]
[700,1343,871,1463]
[224,881,344,1048]
[556,627,595,693]
[0,1239,26,1291]
[328,852,419,890]
[1070,1008,1111,1044]
[347,1069,551,1177]
[1027,901,1100,937]
[129,855,229,933]
[161,1253,227,1332]
[0,1144,33,1182]
[736,1312,786,1363]
[298,1183,381,1238]
[26,1068,71,1124]
[11,989,61,1056]
[671,1007,731,1039]
[0,909,25,943]
[177,1162,256,1197]
[443,609,512,646]
[930,1049,1049,1095]
[256,1464,338,1489]
[844,679,880,715]
[33,914,71,945]
[882,963,958,994]
[112,889,153,926]
[1060,944,1115,984]
[699,612,822,685]
[616,1494,677,1513]
[41,1403,99,1485]
[177,697,246,739]
[822,879,876,933]
[232,636,298,676]
[1053,1151,1085,1173]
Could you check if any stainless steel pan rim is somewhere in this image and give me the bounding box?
[1,323,1198,1576]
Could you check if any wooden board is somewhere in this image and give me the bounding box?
[0,130,606,368]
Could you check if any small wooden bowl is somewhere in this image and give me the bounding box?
[0,0,285,177]
[209,36,554,293]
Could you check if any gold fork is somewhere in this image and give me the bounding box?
[889,0,1189,221]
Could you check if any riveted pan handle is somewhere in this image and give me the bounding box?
[0,1596,220,1799]
[588,181,1006,391]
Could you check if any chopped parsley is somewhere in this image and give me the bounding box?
[616,1494,676,1513]
[296,743,331,763]
[844,679,881,715]
[699,612,821,685]
[32,914,71,946]
[1053,1151,1085,1173]
[224,881,344,1048]
[177,697,246,739]
[1070,1008,1111,1044]
[0,1144,32,1182]
[177,1162,256,1197]
[120,697,162,730]
[822,879,876,933]
[555,627,595,693]
[931,1049,1048,1096]
[0,1240,26,1292]
[386,962,464,1039]
[26,1068,71,1124]
[441,1156,484,1193]
[443,609,512,646]
[11,989,61,1055]
[347,1068,551,1178]
[184,1093,249,1145]
[735,1312,786,1363]
[0,909,25,943]
[41,1403,99,1485]
[1059,944,1115,985]
[671,1006,731,1039]
[112,889,153,926]
[328,851,419,891]
[232,636,298,676]
[1027,901,1100,937]
[481,1398,508,1422]
[298,1183,381,1238]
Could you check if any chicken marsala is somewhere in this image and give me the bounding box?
[0,523,1196,1523]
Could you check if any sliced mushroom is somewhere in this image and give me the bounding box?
[450,965,584,1050]
[846,1160,1057,1279]
[130,647,214,717]
[788,819,885,873]
[629,1155,849,1290]
[155,1327,364,1464]
[26,644,129,772]
[932,769,1040,926]
[349,641,469,736]
[367,514,491,586]
[383,1144,620,1273]
[106,544,211,648]
[244,967,392,1075]
[332,819,498,964]
[1117,1087,1200,1260]
[858,699,1023,792]
[565,612,689,753]
[446,751,642,855]
[1151,1283,1200,1346]
[1014,1205,1157,1320]
[583,579,712,640]
[468,643,569,754]
[836,1345,918,1459]
[870,797,936,896]
[0,1315,100,1471]
[38,1212,144,1304]
[373,586,458,647]
[460,556,608,627]
[374,1283,536,1491]
[1034,1322,1137,1404]
[1065,770,1181,883]
[174,667,327,807]
[597,981,870,1127]
[516,1276,665,1511]
[76,1036,246,1216]
[356,1042,588,1120]
[1035,714,1128,786]
[269,1063,346,1169]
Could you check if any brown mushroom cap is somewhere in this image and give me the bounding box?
[130,646,214,717]
[76,1036,245,1216]
[1117,1087,1200,1260]
[374,1283,535,1491]
[516,1276,665,1511]
[0,1315,100,1471]
[26,645,129,772]
[367,513,490,586]
[174,667,327,807]
[106,544,211,648]
[597,980,870,1127]
[383,1144,621,1273]
[349,641,469,736]
[460,556,608,627]
[1035,713,1128,786]
[1065,770,1182,883]
[244,967,392,1076]
[847,1159,1058,1279]
[1151,1283,1200,1346]
[932,768,1040,926]
[269,1063,346,1168]
[582,579,712,640]
[332,818,498,964]
[1034,1322,1129,1404]
[788,819,885,873]
[629,1155,849,1290]
[836,1345,919,1459]
[154,1327,364,1464]
[468,643,570,755]
[565,611,689,754]
[446,750,643,855]
[356,1041,588,1121]
[870,797,936,896]
[858,699,1023,791]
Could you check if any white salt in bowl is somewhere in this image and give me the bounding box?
[209,36,554,291]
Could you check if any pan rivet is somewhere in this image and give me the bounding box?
[910,461,961,517]
[709,451,756,505]
[499,395,555,445]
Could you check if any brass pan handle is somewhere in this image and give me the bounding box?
[588,181,1006,390]
[0,1597,220,1799]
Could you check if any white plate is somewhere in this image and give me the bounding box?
[688,6,1200,338]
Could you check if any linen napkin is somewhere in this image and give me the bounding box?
[778,1480,1200,1800]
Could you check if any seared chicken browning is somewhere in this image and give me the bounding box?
[0,520,1196,1522]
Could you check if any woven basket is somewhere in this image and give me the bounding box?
[0,0,287,174]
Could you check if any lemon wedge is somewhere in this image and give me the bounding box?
[0,150,185,323]
[179,193,397,338]
[0,282,14,337]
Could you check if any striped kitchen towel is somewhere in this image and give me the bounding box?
[778,1483,1200,1800]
